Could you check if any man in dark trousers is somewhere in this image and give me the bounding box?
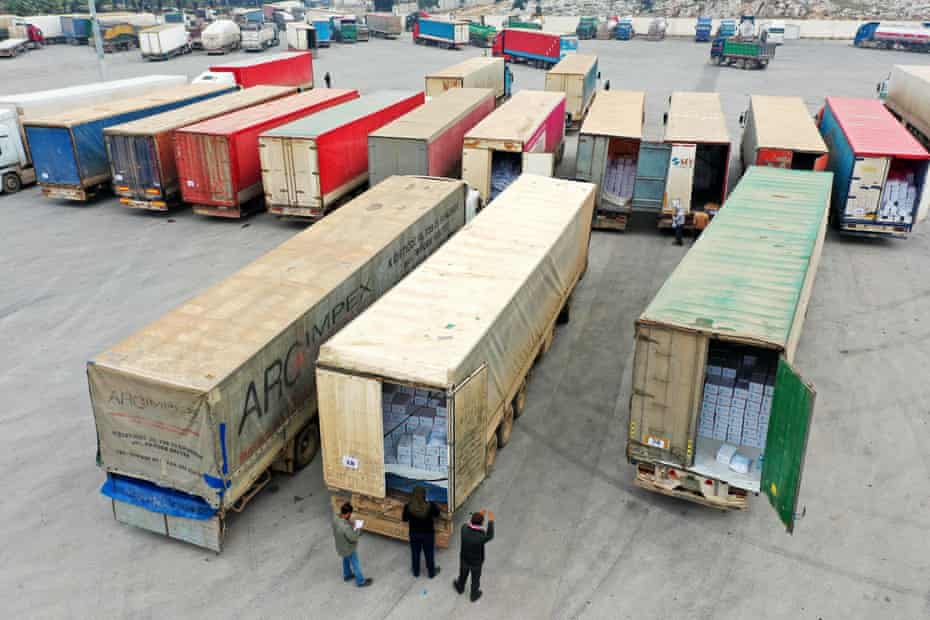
[454,510,494,602]
[323,72,332,88]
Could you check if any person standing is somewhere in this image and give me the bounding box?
[672,200,685,246]
[454,510,495,602]
[323,72,332,88]
[332,502,373,588]
[403,486,441,579]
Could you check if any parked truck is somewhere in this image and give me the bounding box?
[286,22,316,51]
[740,95,827,172]
[242,21,278,51]
[492,28,578,69]
[695,16,712,42]
[202,20,241,54]
[368,88,495,187]
[331,15,357,43]
[176,89,358,218]
[26,15,64,44]
[462,90,565,203]
[25,84,232,201]
[203,52,314,89]
[615,17,634,40]
[413,17,468,49]
[711,37,775,69]
[366,13,402,38]
[61,15,91,44]
[545,53,598,129]
[140,24,191,60]
[90,175,471,552]
[0,108,34,193]
[424,57,511,103]
[576,16,598,40]
[818,96,930,239]
[90,22,139,53]
[884,65,930,156]
[468,21,496,48]
[854,22,930,52]
[0,38,29,57]
[316,174,595,546]
[311,18,331,47]
[574,90,645,231]
[106,86,296,211]
[260,91,424,220]
[628,166,830,532]
[716,18,737,39]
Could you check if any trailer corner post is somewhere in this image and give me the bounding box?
[87,0,108,82]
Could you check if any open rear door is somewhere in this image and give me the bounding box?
[762,358,816,534]
[632,142,671,212]
[664,143,696,214]
[522,151,555,177]
[462,147,491,202]
[450,365,488,511]
[317,368,385,498]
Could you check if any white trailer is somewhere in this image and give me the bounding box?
[139,24,190,61]
[202,20,240,54]
[241,23,278,51]
[0,108,35,193]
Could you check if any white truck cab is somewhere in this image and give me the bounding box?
[191,71,238,87]
[0,107,35,194]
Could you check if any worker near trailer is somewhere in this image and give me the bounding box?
[454,510,495,602]
[672,200,685,246]
[333,502,374,588]
[692,209,709,244]
[324,72,332,88]
[402,486,442,579]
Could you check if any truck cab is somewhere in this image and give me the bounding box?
[0,108,35,194]
[560,34,579,56]
[695,16,712,42]
[717,18,737,39]
[615,17,634,40]
[761,20,785,45]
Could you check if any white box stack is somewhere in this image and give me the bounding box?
[381,383,449,478]
[699,349,777,450]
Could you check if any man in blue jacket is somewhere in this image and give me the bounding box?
[454,510,495,602]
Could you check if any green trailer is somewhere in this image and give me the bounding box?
[627,166,832,533]
[505,17,540,30]
[711,37,776,69]
[469,22,496,47]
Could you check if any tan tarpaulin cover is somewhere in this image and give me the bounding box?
[547,53,597,75]
[887,65,930,140]
[664,91,730,144]
[425,56,502,80]
[89,176,467,508]
[465,90,565,145]
[750,95,827,153]
[318,174,595,431]
[579,90,644,139]
[370,88,494,142]
[105,86,297,136]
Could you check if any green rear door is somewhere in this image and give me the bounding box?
[761,358,816,533]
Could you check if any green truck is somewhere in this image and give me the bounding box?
[469,22,496,47]
[710,37,776,69]
[576,16,598,40]
[505,16,541,30]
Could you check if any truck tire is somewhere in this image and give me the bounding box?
[485,435,498,471]
[512,380,527,419]
[497,405,514,447]
[293,421,320,470]
[557,298,571,324]
[3,173,22,193]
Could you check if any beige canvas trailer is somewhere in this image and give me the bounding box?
[424,57,508,102]
[575,90,645,231]
[627,167,831,533]
[884,65,930,222]
[462,90,566,203]
[316,175,595,546]
[89,176,469,551]
[740,95,828,172]
[544,53,598,129]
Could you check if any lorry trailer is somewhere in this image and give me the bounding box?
[544,53,598,128]
[462,90,566,203]
[818,96,930,239]
[176,88,358,218]
[884,66,930,163]
[286,22,316,51]
[316,174,595,547]
[0,37,28,57]
[61,15,91,44]
[493,28,578,69]
[854,22,930,52]
[574,90,645,231]
[368,88,495,187]
[25,84,233,201]
[711,37,775,69]
[0,107,35,193]
[207,52,314,89]
[366,13,402,38]
[413,17,468,49]
[241,21,278,51]
[202,20,240,54]
[139,23,190,60]
[424,57,510,102]
[628,166,831,532]
[90,175,471,552]
[311,19,331,47]
[740,95,827,172]
[260,90,424,220]
[106,86,296,211]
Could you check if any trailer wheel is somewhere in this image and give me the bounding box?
[497,405,514,447]
[485,435,498,471]
[512,380,527,419]
[293,421,320,470]
[3,173,22,194]
[557,298,571,324]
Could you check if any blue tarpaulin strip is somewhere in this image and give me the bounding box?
[101,473,217,520]
[385,473,448,504]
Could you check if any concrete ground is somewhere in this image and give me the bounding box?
[2,36,930,620]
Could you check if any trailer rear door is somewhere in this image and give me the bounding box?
[450,365,488,510]
[632,142,671,212]
[846,156,888,220]
[665,144,696,214]
[462,147,491,201]
[522,151,554,177]
[762,358,815,533]
[318,369,385,498]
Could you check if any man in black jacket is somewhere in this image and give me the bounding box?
[454,510,494,602]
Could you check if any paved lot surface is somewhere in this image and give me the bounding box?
[2,37,930,620]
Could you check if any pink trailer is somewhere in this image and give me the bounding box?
[461,89,566,203]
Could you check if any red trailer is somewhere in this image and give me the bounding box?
[492,28,578,69]
[259,90,425,219]
[175,89,359,218]
[209,52,315,90]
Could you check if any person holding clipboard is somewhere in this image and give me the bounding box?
[332,502,374,588]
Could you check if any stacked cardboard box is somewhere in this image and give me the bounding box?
[602,155,637,205]
[697,350,775,450]
[878,173,918,225]
[382,383,449,476]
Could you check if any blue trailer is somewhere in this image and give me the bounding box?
[695,16,712,42]
[414,18,469,49]
[25,84,234,201]
[313,19,332,47]
[615,18,634,40]
[62,15,91,44]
